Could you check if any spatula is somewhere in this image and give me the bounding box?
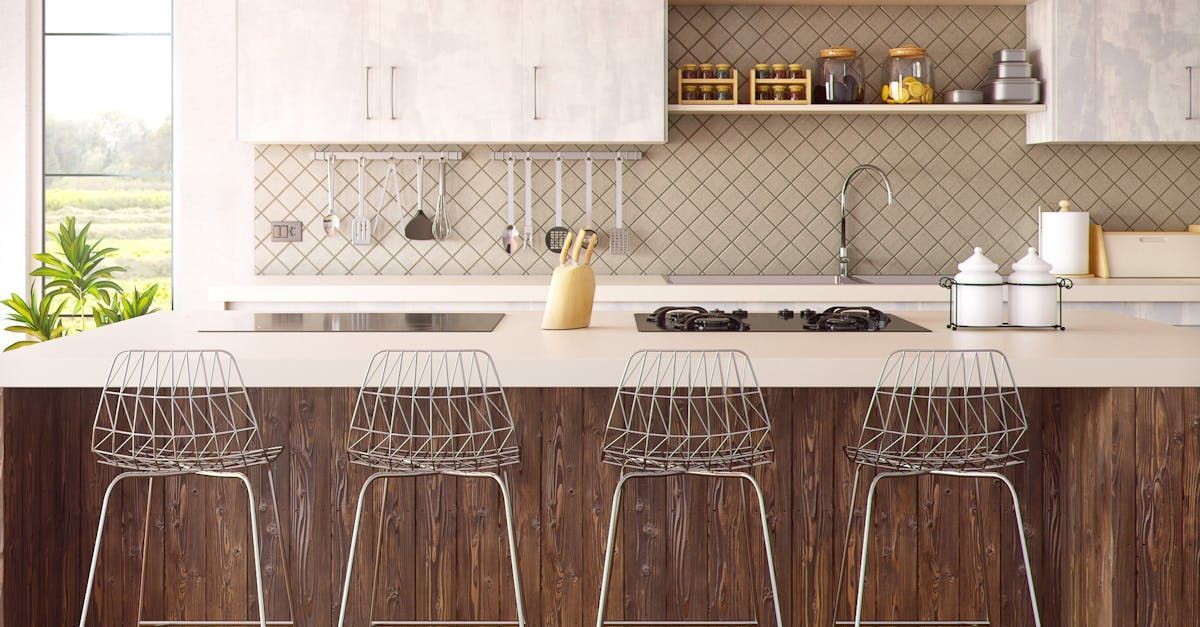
[581,156,601,250]
[608,155,630,255]
[523,156,535,256]
[545,156,570,253]
[404,156,434,241]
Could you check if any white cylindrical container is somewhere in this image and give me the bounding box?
[1039,199,1090,275]
[1007,247,1059,327]
[953,247,1004,327]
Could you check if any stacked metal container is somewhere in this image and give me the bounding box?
[984,48,1041,104]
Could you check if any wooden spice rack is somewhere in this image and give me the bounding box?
[750,69,813,105]
[676,69,740,105]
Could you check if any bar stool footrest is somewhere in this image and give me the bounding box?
[833,621,990,626]
[604,621,760,626]
[371,622,522,626]
[138,622,295,626]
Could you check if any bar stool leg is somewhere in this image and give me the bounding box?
[265,470,298,623]
[487,471,527,627]
[337,471,392,627]
[78,471,139,627]
[734,471,784,627]
[135,477,155,625]
[852,470,923,627]
[595,471,639,627]
[207,470,269,627]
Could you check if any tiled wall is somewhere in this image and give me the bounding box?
[255,5,1200,276]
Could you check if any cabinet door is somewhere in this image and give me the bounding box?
[522,0,666,144]
[372,0,524,143]
[237,0,370,143]
[1028,0,1200,143]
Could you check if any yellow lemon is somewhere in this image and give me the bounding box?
[907,81,926,99]
[881,84,890,101]
[893,86,910,103]
[923,88,934,104]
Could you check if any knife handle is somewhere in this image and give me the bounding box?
[582,234,599,265]
[570,229,587,264]
[559,232,574,266]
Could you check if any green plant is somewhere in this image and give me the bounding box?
[92,284,160,327]
[3,284,67,351]
[31,216,125,328]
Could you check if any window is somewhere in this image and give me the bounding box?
[43,0,172,308]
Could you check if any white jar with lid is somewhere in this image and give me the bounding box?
[953,247,1003,327]
[1007,247,1058,327]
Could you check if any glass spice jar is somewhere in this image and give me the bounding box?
[699,85,715,100]
[682,84,699,101]
[772,85,787,100]
[882,45,935,104]
[788,63,805,79]
[698,63,714,79]
[714,63,732,79]
[787,84,805,101]
[715,85,732,101]
[681,63,698,79]
[754,63,771,79]
[756,84,772,101]
[816,46,865,104]
[771,63,787,79]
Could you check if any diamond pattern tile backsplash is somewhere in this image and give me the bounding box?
[255,5,1200,277]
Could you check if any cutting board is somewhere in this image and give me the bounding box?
[1103,230,1200,277]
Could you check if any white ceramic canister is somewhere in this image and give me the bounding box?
[953,247,1004,327]
[1007,247,1059,327]
[1039,199,1090,275]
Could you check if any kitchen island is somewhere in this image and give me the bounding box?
[1,310,1197,627]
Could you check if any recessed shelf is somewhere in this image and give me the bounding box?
[668,103,1046,115]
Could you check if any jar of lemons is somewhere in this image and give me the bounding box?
[882,45,934,104]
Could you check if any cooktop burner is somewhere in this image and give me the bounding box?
[636,306,930,333]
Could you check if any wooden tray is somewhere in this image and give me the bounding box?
[676,69,739,105]
[749,69,812,105]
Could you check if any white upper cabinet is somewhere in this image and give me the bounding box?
[237,0,370,144]
[237,0,667,144]
[522,0,667,144]
[1027,0,1200,143]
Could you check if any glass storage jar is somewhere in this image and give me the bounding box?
[882,45,934,104]
[771,85,787,101]
[815,46,864,104]
[771,63,788,79]
[715,85,733,101]
[754,63,771,79]
[756,84,772,101]
[681,84,699,101]
[698,85,715,100]
[714,63,732,79]
[681,63,698,79]
[698,63,714,79]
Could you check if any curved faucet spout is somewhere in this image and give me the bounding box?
[838,164,894,279]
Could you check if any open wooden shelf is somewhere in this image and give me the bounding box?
[670,0,1030,5]
[668,103,1046,115]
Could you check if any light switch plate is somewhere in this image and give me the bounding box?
[270,220,303,242]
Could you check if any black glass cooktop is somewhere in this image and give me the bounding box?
[201,312,504,333]
[636,306,930,332]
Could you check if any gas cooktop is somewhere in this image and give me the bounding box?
[635,306,930,333]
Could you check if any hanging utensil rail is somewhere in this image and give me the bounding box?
[489,151,642,162]
[312,150,463,162]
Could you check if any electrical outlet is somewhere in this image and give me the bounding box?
[270,220,303,242]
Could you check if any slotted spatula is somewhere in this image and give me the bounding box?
[608,155,630,255]
[545,156,570,253]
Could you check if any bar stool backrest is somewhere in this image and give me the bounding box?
[603,349,772,470]
[92,350,267,470]
[348,350,517,470]
[852,349,1029,470]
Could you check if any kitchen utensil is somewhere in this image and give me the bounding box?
[431,156,451,241]
[1089,224,1110,277]
[1008,247,1059,327]
[582,233,599,265]
[608,155,630,256]
[1039,200,1090,275]
[545,156,570,253]
[351,157,372,246]
[1102,230,1200,277]
[993,48,1027,63]
[322,156,340,237]
[374,158,400,239]
[984,78,1041,104]
[523,156,534,255]
[952,247,1003,326]
[404,156,435,241]
[945,89,983,104]
[542,229,597,330]
[501,157,522,254]
[581,156,600,250]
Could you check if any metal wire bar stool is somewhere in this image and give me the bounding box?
[337,349,525,627]
[595,349,783,627]
[80,350,294,627]
[835,349,1041,627]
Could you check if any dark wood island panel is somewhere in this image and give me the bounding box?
[1,387,1197,627]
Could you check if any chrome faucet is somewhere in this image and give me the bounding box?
[837,164,894,283]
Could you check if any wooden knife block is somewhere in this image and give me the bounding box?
[542,264,596,330]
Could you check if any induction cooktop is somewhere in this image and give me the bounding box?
[200,312,504,333]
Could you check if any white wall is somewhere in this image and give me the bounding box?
[0,0,33,308]
[173,0,254,310]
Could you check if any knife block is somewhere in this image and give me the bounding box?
[542,264,596,330]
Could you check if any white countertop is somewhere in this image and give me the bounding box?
[210,275,1200,307]
[1,309,1197,388]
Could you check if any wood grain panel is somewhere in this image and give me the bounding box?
[2,386,1197,627]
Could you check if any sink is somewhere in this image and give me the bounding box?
[664,274,944,285]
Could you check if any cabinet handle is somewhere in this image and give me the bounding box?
[531,65,540,120]
[364,66,373,120]
[389,66,397,120]
[1188,66,1196,121]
